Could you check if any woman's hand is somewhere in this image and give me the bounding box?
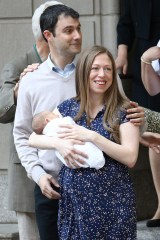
[56,124,94,142]
[54,137,88,168]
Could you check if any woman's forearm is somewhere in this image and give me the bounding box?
[89,123,139,168]
[29,132,57,149]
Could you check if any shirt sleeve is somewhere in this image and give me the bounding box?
[117,0,135,50]
[13,77,46,183]
[0,61,22,123]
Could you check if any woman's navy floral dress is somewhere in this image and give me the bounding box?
[57,98,136,240]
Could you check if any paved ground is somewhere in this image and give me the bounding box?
[137,220,160,240]
[0,224,19,239]
[0,221,160,239]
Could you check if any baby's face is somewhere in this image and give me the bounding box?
[45,112,60,123]
[50,113,59,120]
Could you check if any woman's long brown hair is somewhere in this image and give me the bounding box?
[74,45,131,143]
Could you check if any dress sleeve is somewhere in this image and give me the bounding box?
[119,110,129,125]
[57,98,74,117]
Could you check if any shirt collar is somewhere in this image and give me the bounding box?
[46,53,76,72]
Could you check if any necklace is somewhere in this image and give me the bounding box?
[88,104,104,123]
[88,116,95,123]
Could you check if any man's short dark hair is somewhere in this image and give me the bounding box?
[40,4,79,41]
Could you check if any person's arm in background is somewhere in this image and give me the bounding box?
[0,47,40,124]
[116,44,128,75]
[115,0,135,75]
[145,108,160,134]
[0,60,24,123]
[141,45,160,95]
[140,132,160,154]
[139,108,160,153]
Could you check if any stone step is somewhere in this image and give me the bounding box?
[0,224,19,240]
[0,221,160,239]
[137,220,160,240]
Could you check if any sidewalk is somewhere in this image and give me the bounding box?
[0,224,19,240]
[137,220,160,240]
[0,221,160,239]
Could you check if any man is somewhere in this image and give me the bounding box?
[13,3,145,240]
[0,2,63,239]
[13,4,83,240]
[116,0,160,111]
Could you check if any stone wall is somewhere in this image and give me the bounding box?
[0,171,17,223]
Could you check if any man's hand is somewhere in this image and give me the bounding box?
[20,63,40,79]
[115,44,128,75]
[126,101,145,126]
[115,56,128,75]
[39,174,60,199]
[13,63,40,101]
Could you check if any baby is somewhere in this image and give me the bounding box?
[32,111,105,170]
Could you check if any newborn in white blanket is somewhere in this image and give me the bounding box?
[32,111,105,170]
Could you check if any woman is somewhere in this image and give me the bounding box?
[140,41,160,227]
[29,45,139,239]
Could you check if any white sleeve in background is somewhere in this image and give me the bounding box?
[43,116,105,170]
[152,40,160,76]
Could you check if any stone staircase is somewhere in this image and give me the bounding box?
[0,221,160,240]
[0,224,19,240]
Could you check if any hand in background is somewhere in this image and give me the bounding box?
[115,44,128,75]
[140,132,160,154]
[20,63,40,79]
